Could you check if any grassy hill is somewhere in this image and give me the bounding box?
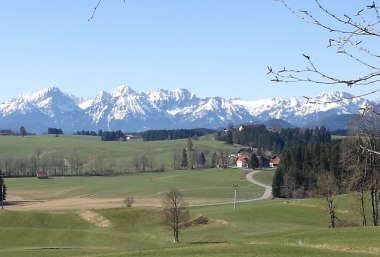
[7,169,264,204]
[0,134,237,174]
[1,199,379,257]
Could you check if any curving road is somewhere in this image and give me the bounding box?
[189,169,273,208]
[245,170,272,200]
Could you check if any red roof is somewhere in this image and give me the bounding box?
[237,155,249,162]
[270,156,280,165]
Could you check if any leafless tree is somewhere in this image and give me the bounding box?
[268,1,380,104]
[341,136,368,226]
[124,196,135,208]
[162,188,189,243]
[348,108,380,226]
[316,172,339,228]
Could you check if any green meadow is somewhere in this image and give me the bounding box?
[0,134,237,173]
[0,135,379,256]
[7,169,264,203]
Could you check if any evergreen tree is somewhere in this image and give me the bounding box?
[200,152,206,167]
[20,126,27,137]
[226,130,233,145]
[272,168,284,198]
[211,152,218,168]
[249,153,259,169]
[181,148,188,168]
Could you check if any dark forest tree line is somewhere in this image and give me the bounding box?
[48,128,63,135]
[273,110,380,227]
[142,128,215,141]
[75,130,98,136]
[217,125,331,153]
[272,141,342,199]
[100,130,125,141]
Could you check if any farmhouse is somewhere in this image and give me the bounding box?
[270,156,281,167]
[236,155,249,168]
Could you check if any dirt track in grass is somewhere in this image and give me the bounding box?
[5,196,217,211]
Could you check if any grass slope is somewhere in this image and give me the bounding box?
[0,134,237,172]
[7,169,263,203]
[1,199,379,257]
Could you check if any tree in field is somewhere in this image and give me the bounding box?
[211,152,218,168]
[342,108,380,226]
[0,171,7,202]
[19,126,27,137]
[199,152,206,168]
[181,148,188,168]
[341,136,368,226]
[187,138,193,151]
[124,196,135,208]
[162,188,189,243]
[316,172,338,228]
[226,130,233,145]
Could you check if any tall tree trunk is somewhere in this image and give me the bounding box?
[360,184,367,226]
[371,185,379,226]
[327,198,336,228]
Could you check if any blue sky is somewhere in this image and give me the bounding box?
[0,0,377,102]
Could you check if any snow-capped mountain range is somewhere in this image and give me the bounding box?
[0,85,371,133]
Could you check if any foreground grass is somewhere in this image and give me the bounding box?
[0,199,379,257]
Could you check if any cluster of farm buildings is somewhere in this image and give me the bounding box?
[232,147,280,168]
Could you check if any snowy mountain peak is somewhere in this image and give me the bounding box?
[31,86,65,100]
[111,85,136,97]
[0,86,373,133]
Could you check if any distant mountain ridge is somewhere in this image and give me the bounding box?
[0,86,371,133]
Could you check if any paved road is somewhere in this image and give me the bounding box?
[245,170,272,200]
[189,169,272,208]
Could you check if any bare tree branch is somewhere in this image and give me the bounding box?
[88,0,102,22]
[272,0,380,96]
[88,0,127,22]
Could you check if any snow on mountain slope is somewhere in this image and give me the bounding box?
[0,86,372,133]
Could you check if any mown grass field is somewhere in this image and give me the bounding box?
[1,198,379,257]
[0,134,237,173]
[2,170,380,256]
[7,169,263,203]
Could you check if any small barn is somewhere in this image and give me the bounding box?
[36,171,49,179]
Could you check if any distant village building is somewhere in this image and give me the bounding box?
[236,155,249,168]
[257,156,270,168]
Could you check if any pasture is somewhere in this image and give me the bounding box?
[1,168,379,256]
[0,135,379,256]
[0,134,237,174]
